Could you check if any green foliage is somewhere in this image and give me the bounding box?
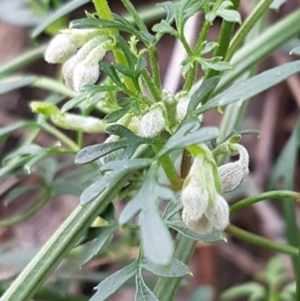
[1,0,300,301]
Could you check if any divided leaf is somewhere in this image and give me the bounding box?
[90,261,138,301]
[135,274,159,301]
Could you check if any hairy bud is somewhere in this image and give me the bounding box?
[176,97,189,122]
[205,193,229,230]
[44,34,77,64]
[73,61,100,92]
[182,210,213,235]
[139,108,165,137]
[218,144,249,192]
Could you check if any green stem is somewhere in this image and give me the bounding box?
[182,64,197,93]
[226,225,298,257]
[40,122,79,151]
[154,235,196,300]
[32,77,76,98]
[0,44,46,77]
[93,0,136,92]
[230,190,300,214]
[0,188,51,228]
[142,70,161,102]
[0,174,132,301]
[217,8,300,91]
[296,241,300,300]
[152,145,182,192]
[226,0,274,61]
[93,0,113,20]
[120,0,148,32]
[205,0,241,82]
[148,46,162,91]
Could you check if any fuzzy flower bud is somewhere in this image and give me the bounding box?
[60,28,101,47]
[176,97,189,122]
[73,61,100,92]
[182,210,213,235]
[44,34,77,64]
[205,193,229,230]
[181,177,209,220]
[139,107,165,138]
[218,144,249,192]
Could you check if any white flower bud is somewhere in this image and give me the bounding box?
[181,177,208,220]
[60,29,100,47]
[73,61,100,92]
[218,144,249,192]
[139,108,165,137]
[205,193,229,230]
[182,209,213,234]
[62,56,77,90]
[44,34,77,64]
[176,97,189,122]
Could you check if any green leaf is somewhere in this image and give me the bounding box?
[0,74,37,95]
[205,12,216,23]
[103,107,131,123]
[135,274,159,301]
[80,159,153,205]
[162,197,182,220]
[159,118,219,157]
[290,45,300,56]
[0,121,39,138]
[142,258,190,277]
[220,282,266,301]
[222,129,260,144]
[90,261,138,301]
[198,57,233,73]
[75,125,163,164]
[187,77,220,114]
[3,185,39,206]
[280,282,296,301]
[31,0,90,38]
[217,9,241,23]
[167,220,224,242]
[270,0,288,10]
[116,34,135,70]
[156,2,175,24]
[182,0,204,22]
[119,165,174,265]
[197,60,300,115]
[80,224,118,266]
[152,20,178,37]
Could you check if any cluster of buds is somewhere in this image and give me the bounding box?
[44,29,114,92]
[181,152,229,234]
[181,143,249,234]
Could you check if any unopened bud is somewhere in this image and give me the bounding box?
[218,144,249,192]
[61,28,101,47]
[73,61,100,92]
[44,34,77,64]
[176,97,189,122]
[205,193,229,230]
[139,108,165,137]
[181,177,208,220]
[182,209,213,234]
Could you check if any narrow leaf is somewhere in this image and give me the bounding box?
[0,74,37,95]
[135,274,159,301]
[142,258,190,277]
[80,225,118,266]
[197,60,300,114]
[90,261,137,301]
[167,220,224,242]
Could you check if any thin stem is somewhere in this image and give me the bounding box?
[296,240,300,300]
[226,225,298,257]
[40,122,79,151]
[152,145,182,192]
[154,235,196,301]
[0,174,132,301]
[206,0,241,80]
[32,77,76,98]
[182,64,197,93]
[0,188,51,228]
[120,0,148,32]
[148,46,162,91]
[93,0,113,20]
[230,190,300,214]
[142,70,161,102]
[226,0,274,61]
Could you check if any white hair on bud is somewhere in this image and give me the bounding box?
[139,108,165,137]
[176,98,189,122]
[44,34,77,64]
[181,177,209,220]
[205,193,229,230]
[73,61,100,92]
[182,209,213,234]
[218,144,249,192]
